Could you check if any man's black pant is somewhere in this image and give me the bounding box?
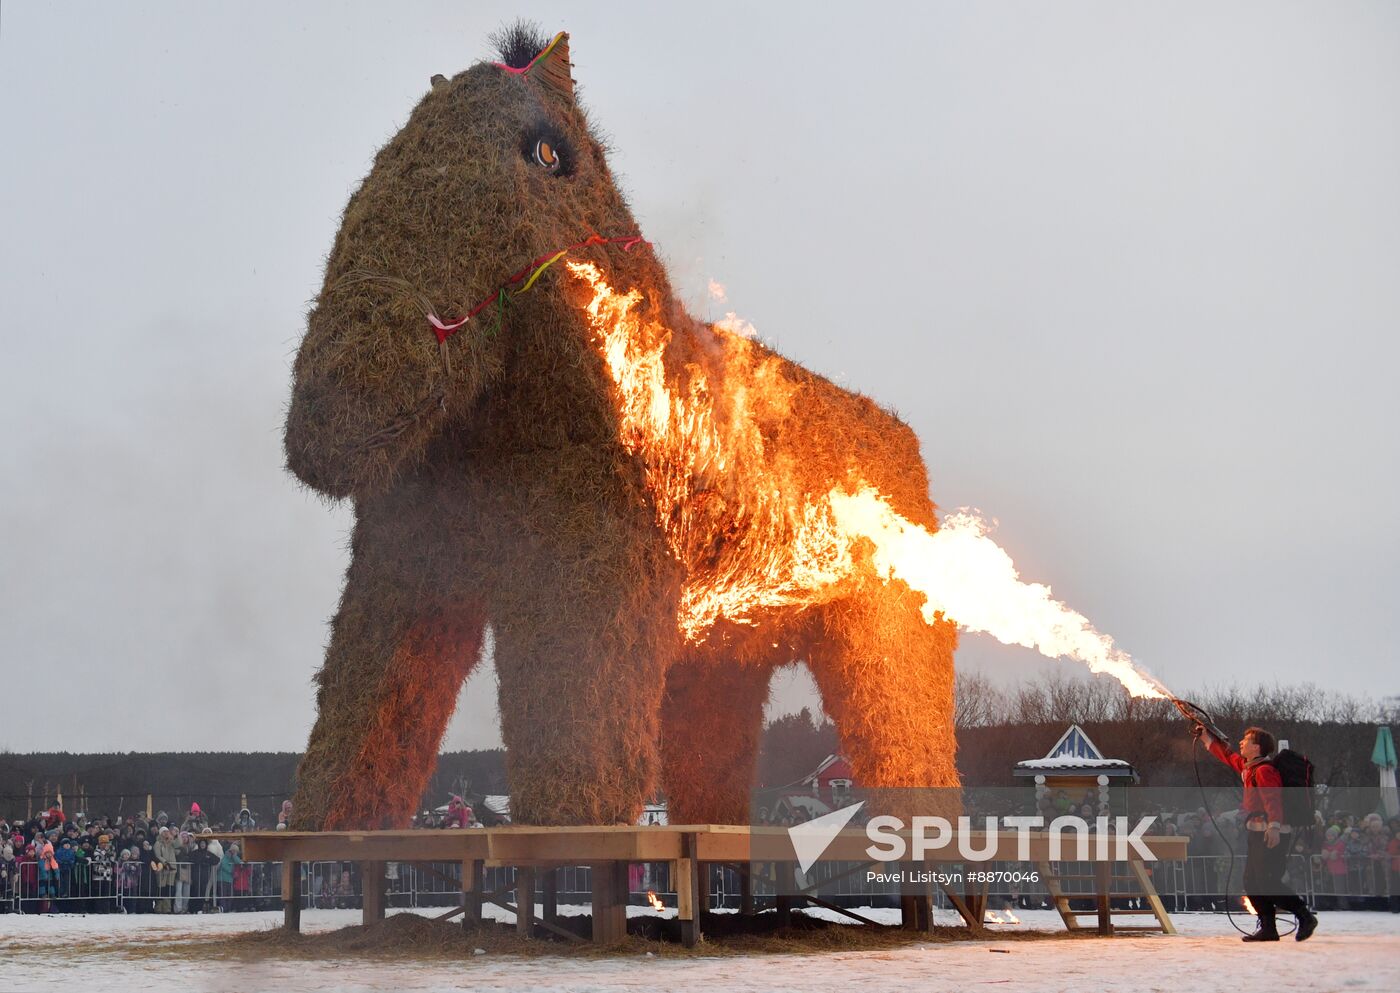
[1244,829,1308,926]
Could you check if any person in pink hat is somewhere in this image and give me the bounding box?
[180,802,209,835]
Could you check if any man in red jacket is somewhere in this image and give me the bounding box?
[1197,723,1318,942]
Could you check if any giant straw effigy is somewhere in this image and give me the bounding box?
[283,24,959,832]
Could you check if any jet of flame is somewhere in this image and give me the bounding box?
[826,493,1169,700]
[570,262,1169,700]
[646,890,665,912]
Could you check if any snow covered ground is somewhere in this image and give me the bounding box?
[2,906,1397,992]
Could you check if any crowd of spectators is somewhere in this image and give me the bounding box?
[0,795,492,914]
[6,792,1398,915]
[0,798,293,914]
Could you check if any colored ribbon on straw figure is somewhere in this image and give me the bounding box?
[425,233,648,349]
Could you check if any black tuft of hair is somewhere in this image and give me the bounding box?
[490,20,551,70]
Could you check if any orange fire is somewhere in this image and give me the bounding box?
[646,890,665,912]
[984,909,1022,924]
[1242,896,1257,916]
[571,262,1169,699]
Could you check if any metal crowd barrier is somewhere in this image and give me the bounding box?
[2,854,1394,914]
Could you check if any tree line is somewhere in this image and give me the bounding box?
[3,676,1393,816]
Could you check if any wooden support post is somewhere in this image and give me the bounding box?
[739,860,754,916]
[938,879,983,935]
[923,865,937,932]
[1095,860,1113,935]
[1127,859,1176,935]
[360,861,385,925]
[589,861,629,944]
[899,891,918,930]
[769,859,796,925]
[515,866,535,938]
[462,859,484,928]
[775,854,796,928]
[696,861,711,916]
[281,861,301,933]
[678,834,704,948]
[958,874,990,934]
[541,867,559,925]
[899,861,932,931]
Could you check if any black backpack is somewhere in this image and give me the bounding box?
[1269,749,1316,828]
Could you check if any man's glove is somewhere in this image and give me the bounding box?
[1191,722,1206,740]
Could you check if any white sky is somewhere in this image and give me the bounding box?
[1,1,1397,752]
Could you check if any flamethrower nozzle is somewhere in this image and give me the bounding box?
[1170,696,1228,744]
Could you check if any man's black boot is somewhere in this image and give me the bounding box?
[1295,909,1318,942]
[1242,913,1279,942]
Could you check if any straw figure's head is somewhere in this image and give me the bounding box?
[285,24,667,499]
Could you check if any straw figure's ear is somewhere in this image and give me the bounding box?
[528,32,574,102]
[492,23,574,103]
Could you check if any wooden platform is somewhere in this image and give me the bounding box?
[232,825,1187,945]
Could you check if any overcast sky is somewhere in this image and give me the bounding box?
[1,1,1396,753]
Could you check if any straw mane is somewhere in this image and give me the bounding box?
[285,27,959,830]
[491,21,551,69]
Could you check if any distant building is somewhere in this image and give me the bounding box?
[762,753,856,822]
[801,754,855,808]
[1014,724,1137,816]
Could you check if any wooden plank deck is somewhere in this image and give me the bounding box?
[228,826,1187,944]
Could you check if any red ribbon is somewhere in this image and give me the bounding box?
[426,313,472,345]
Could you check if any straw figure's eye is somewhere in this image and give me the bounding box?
[522,125,574,177]
[533,139,561,173]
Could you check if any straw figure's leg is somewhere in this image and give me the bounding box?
[659,656,774,824]
[806,579,959,794]
[491,540,681,826]
[292,552,487,831]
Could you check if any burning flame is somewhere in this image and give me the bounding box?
[825,497,1169,700]
[1242,896,1257,916]
[570,262,1169,699]
[646,890,665,912]
[714,312,758,339]
[707,278,728,302]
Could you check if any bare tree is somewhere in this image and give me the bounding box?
[953,671,1008,728]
